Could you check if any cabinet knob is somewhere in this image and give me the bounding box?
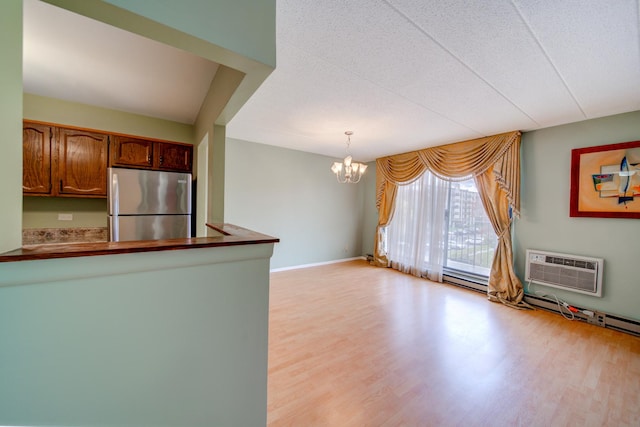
[159,155,164,164]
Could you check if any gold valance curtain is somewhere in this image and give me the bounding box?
[375,131,526,308]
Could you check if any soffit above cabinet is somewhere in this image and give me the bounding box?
[23,0,219,125]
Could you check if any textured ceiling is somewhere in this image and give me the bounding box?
[227,0,640,161]
[23,0,640,162]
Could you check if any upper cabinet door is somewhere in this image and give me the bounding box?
[23,122,52,195]
[110,136,154,168]
[56,128,109,197]
[156,142,193,172]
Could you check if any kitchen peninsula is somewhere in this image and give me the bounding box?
[2,223,277,262]
[0,224,278,426]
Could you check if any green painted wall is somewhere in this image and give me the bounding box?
[0,0,23,252]
[24,93,194,144]
[210,125,227,224]
[515,110,640,321]
[194,66,245,143]
[361,161,378,257]
[225,138,365,269]
[102,0,276,68]
[0,244,273,426]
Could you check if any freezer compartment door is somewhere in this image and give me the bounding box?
[108,168,191,215]
[109,215,191,242]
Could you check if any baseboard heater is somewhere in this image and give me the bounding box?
[441,264,638,337]
[523,294,640,337]
[442,270,487,293]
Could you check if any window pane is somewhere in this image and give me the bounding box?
[445,179,497,277]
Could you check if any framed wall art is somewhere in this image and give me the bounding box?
[570,140,640,219]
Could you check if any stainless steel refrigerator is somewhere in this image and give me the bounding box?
[108,168,192,242]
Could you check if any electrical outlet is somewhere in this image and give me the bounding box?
[58,213,73,221]
[586,311,606,327]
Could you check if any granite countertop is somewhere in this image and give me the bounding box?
[2,224,279,263]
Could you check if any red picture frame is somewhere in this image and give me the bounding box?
[570,140,640,219]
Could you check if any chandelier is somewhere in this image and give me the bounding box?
[331,131,368,183]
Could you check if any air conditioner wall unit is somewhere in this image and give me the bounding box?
[525,249,603,297]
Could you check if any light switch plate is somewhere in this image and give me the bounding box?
[58,213,73,221]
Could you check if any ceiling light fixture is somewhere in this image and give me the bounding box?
[331,131,368,184]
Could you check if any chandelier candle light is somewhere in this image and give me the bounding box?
[331,131,368,183]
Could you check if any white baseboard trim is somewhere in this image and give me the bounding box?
[270,256,366,273]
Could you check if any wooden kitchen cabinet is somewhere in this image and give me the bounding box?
[22,121,109,198]
[110,136,154,168]
[155,142,192,172]
[109,137,193,173]
[56,128,109,197]
[23,122,52,195]
[23,120,191,198]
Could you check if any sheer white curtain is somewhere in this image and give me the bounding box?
[386,170,449,282]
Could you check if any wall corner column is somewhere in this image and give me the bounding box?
[209,124,226,224]
[0,0,23,253]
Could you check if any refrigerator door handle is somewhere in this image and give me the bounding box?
[112,172,119,241]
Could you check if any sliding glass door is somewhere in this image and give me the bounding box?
[444,178,497,278]
[386,173,497,281]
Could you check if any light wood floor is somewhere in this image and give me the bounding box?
[267,260,640,426]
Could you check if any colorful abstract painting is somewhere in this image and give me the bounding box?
[570,140,640,219]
